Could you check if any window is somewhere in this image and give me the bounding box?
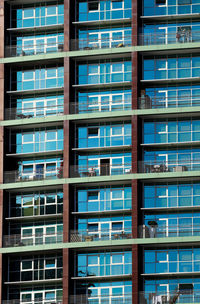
[178,0,191,4]
[112,222,123,231]
[88,127,99,137]
[23,8,35,19]
[111,253,123,264]
[111,189,123,200]
[111,0,123,10]
[88,223,98,232]
[21,260,33,271]
[111,63,123,73]
[155,0,166,4]
[88,2,99,11]
[111,125,123,136]
[46,68,57,79]
[45,258,56,269]
[22,133,34,143]
[23,71,34,81]
[88,191,99,201]
[46,130,57,141]
[88,255,99,266]
[46,6,57,16]
[23,165,33,173]
[88,65,99,75]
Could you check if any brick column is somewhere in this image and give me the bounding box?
[132,0,138,46]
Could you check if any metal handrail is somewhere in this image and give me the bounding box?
[70,164,132,178]
[3,232,63,247]
[70,228,132,242]
[4,106,64,120]
[139,224,200,239]
[138,160,200,173]
[4,169,63,183]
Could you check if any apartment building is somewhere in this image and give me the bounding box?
[0,0,199,303]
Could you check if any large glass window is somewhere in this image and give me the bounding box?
[76,251,132,277]
[77,0,131,22]
[15,4,64,28]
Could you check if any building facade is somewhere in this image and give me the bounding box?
[0,0,200,303]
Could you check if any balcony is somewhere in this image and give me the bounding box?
[70,100,132,114]
[139,290,196,304]
[2,300,62,304]
[138,160,200,174]
[143,3,200,18]
[69,294,132,304]
[140,31,200,46]
[70,36,132,51]
[3,232,63,248]
[70,228,132,242]
[138,95,200,110]
[5,42,64,58]
[139,223,200,239]
[4,105,64,120]
[70,164,132,178]
[4,169,63,184]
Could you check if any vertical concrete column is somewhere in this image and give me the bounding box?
[131,1,139,303]
[132,244,139,304]
[63,0,71,301]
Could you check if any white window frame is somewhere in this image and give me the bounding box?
[111,62,124,74]
[88,1,100,12]
[158,90,168,107]
[20,259,34,272]
[87,254,100,266]
[45,5,58,17]
[87,190,100,201]
[22,195,34,208]
[22,70,35,82]
[111,188,124,200]
[88,286,125,302]
[45,257,56,269]
[45,129,58,142]
[22,8,35,20]
[45,193,57,205]
[111,252,124,265]
[111,0,124,10]
[155,0,167,7]
[87,126,100,138]
[22,132,35,144]
[111,124,124,136]
[88,64,100,76]
[45,67,58,80]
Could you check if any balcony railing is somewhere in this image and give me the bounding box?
[139,224,200,239]
[4,169,63,183]
[143,4,200,17]
[76,264,131,278]
[7,141,63,155]
[3,232,63,248]
[2,300,63,304]
[5,42,64,58]
[69,294,132,304]
[69,101,132,114]
[138,96,200,109]
[4,106,64,120]
[70,37,132,51]
[138,160,200,174]
[70,164,132,178]
[139,31,200,46]
[70,228,132,242]
[139,291,197,304]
